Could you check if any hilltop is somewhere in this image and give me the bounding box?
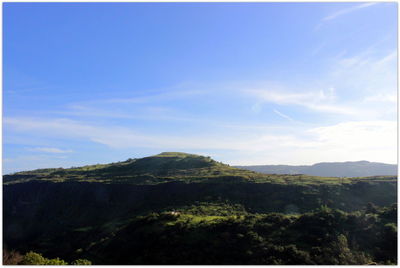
[4,152,258,184]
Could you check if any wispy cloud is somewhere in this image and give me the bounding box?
[28,147,73,153]
[59,104,193,122]
[273,109,294,121]
[247,88,334,105]
[330,49,397,98]
[314,3,379,31]
[46,47,397,123]
[85,89,205,105]
[4,155,76,174]
[4,117,397,166]
[4,117,241,151]
[242,49,396,120]
[244,87,358,116]
[322,2,378,21]
[4,117,151,149]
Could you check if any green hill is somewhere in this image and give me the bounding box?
[4,152,258,184]
[3,153,397,265]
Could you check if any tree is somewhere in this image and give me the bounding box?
[45,258,68,265]
[20,251,47,265]
[71,259,92,265]
[318,234,371,265]
[20,251,69,265]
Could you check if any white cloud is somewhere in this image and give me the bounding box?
[322,3,378,21]
[304,121,397,163]
[226,120,397,166]
[363,93,397,103]
[309,121,396,149]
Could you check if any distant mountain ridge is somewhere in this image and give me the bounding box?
[235,160,397,177]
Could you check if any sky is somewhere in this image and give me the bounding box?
[3,2,398,173]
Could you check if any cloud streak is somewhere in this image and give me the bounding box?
[273,109,294,121]
[28,147,73,154]
[322,3,378,21]
[244,87,359,116]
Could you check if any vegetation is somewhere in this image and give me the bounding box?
[3,152,397,265]
[47,204,400,265]
[98,204,396,265]
[4,250,91,265]
[4,203,396,265]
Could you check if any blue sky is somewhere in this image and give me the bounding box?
[3,2,397,173]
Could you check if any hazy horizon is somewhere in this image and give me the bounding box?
[4,3,397,174]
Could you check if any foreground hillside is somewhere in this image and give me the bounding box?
[3,153,397,265]
[236,160,397,177]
